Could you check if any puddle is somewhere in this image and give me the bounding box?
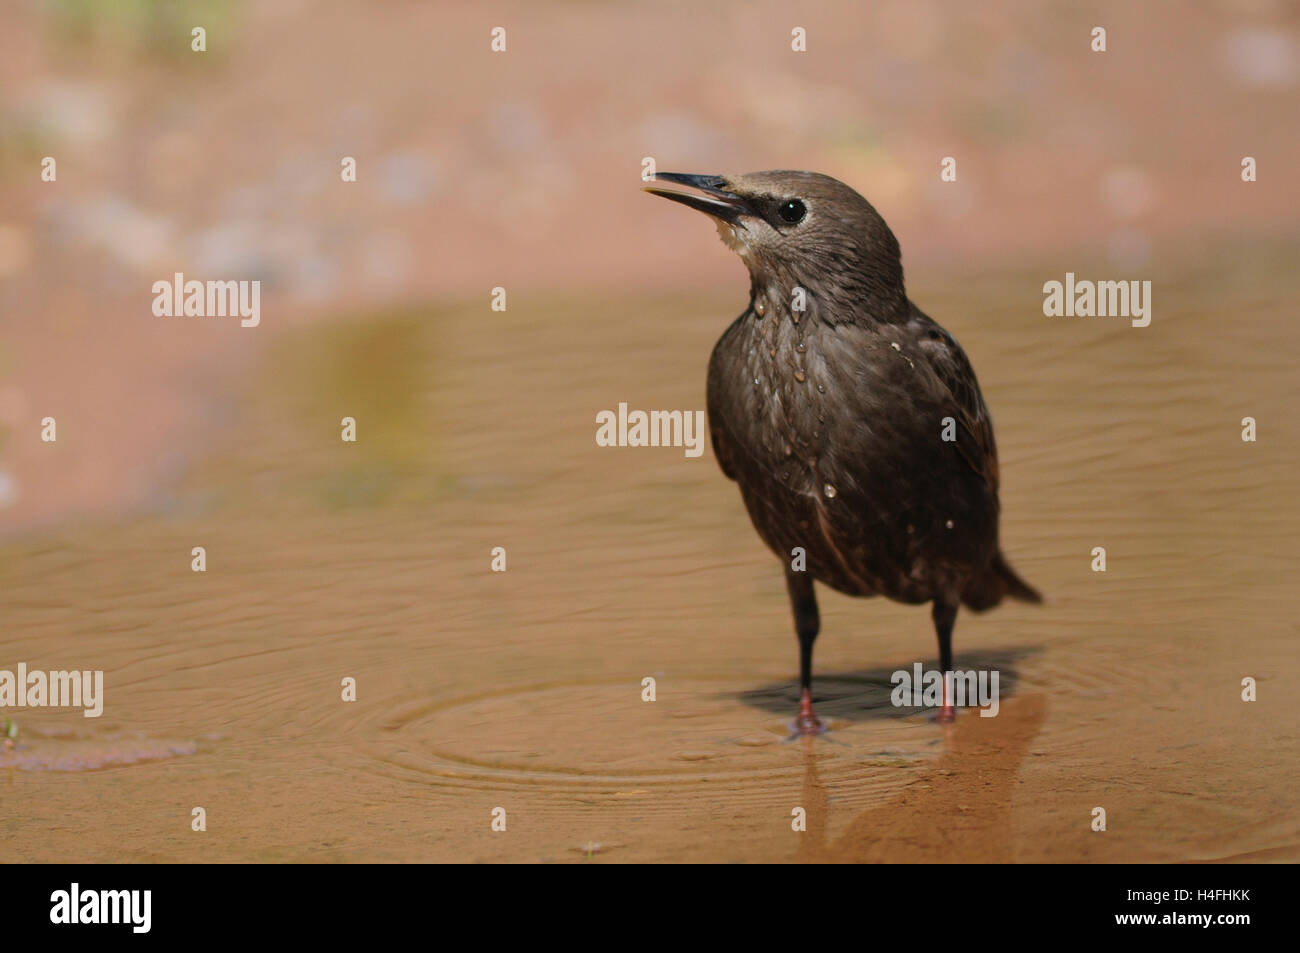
[368,677,939,809]
[1,274,1297,861]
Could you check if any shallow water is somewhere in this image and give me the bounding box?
[1,248,1296,862]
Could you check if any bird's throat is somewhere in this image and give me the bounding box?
[714,219,749,256]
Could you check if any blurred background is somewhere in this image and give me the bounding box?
[2,0,1296,529]
[0,1,1296,862]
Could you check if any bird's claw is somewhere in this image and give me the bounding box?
[788,688,827,737]
[790,713,827,736]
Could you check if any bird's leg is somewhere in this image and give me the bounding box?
[932,598,958,723]
[786,567,825,735]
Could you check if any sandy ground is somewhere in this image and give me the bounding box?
[2,243,1296,862]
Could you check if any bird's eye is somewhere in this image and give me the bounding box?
[777,199,807,225]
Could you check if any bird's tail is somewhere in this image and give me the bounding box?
[962,551,1041,611]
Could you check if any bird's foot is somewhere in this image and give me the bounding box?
[937,703,956,724]
[787,688,827,736]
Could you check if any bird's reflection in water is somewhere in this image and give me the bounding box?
[795,694,1048,863]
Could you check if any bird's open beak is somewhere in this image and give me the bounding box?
[643,173,751,224]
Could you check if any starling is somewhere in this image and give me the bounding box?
[645,171,1040,733]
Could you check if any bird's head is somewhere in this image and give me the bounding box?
[645,170,907,321]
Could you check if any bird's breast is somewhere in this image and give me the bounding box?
[719,307,833,491]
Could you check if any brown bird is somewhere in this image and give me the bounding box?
[645,171,1039,733]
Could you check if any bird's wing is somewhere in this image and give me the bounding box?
[908,309,1000,493]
